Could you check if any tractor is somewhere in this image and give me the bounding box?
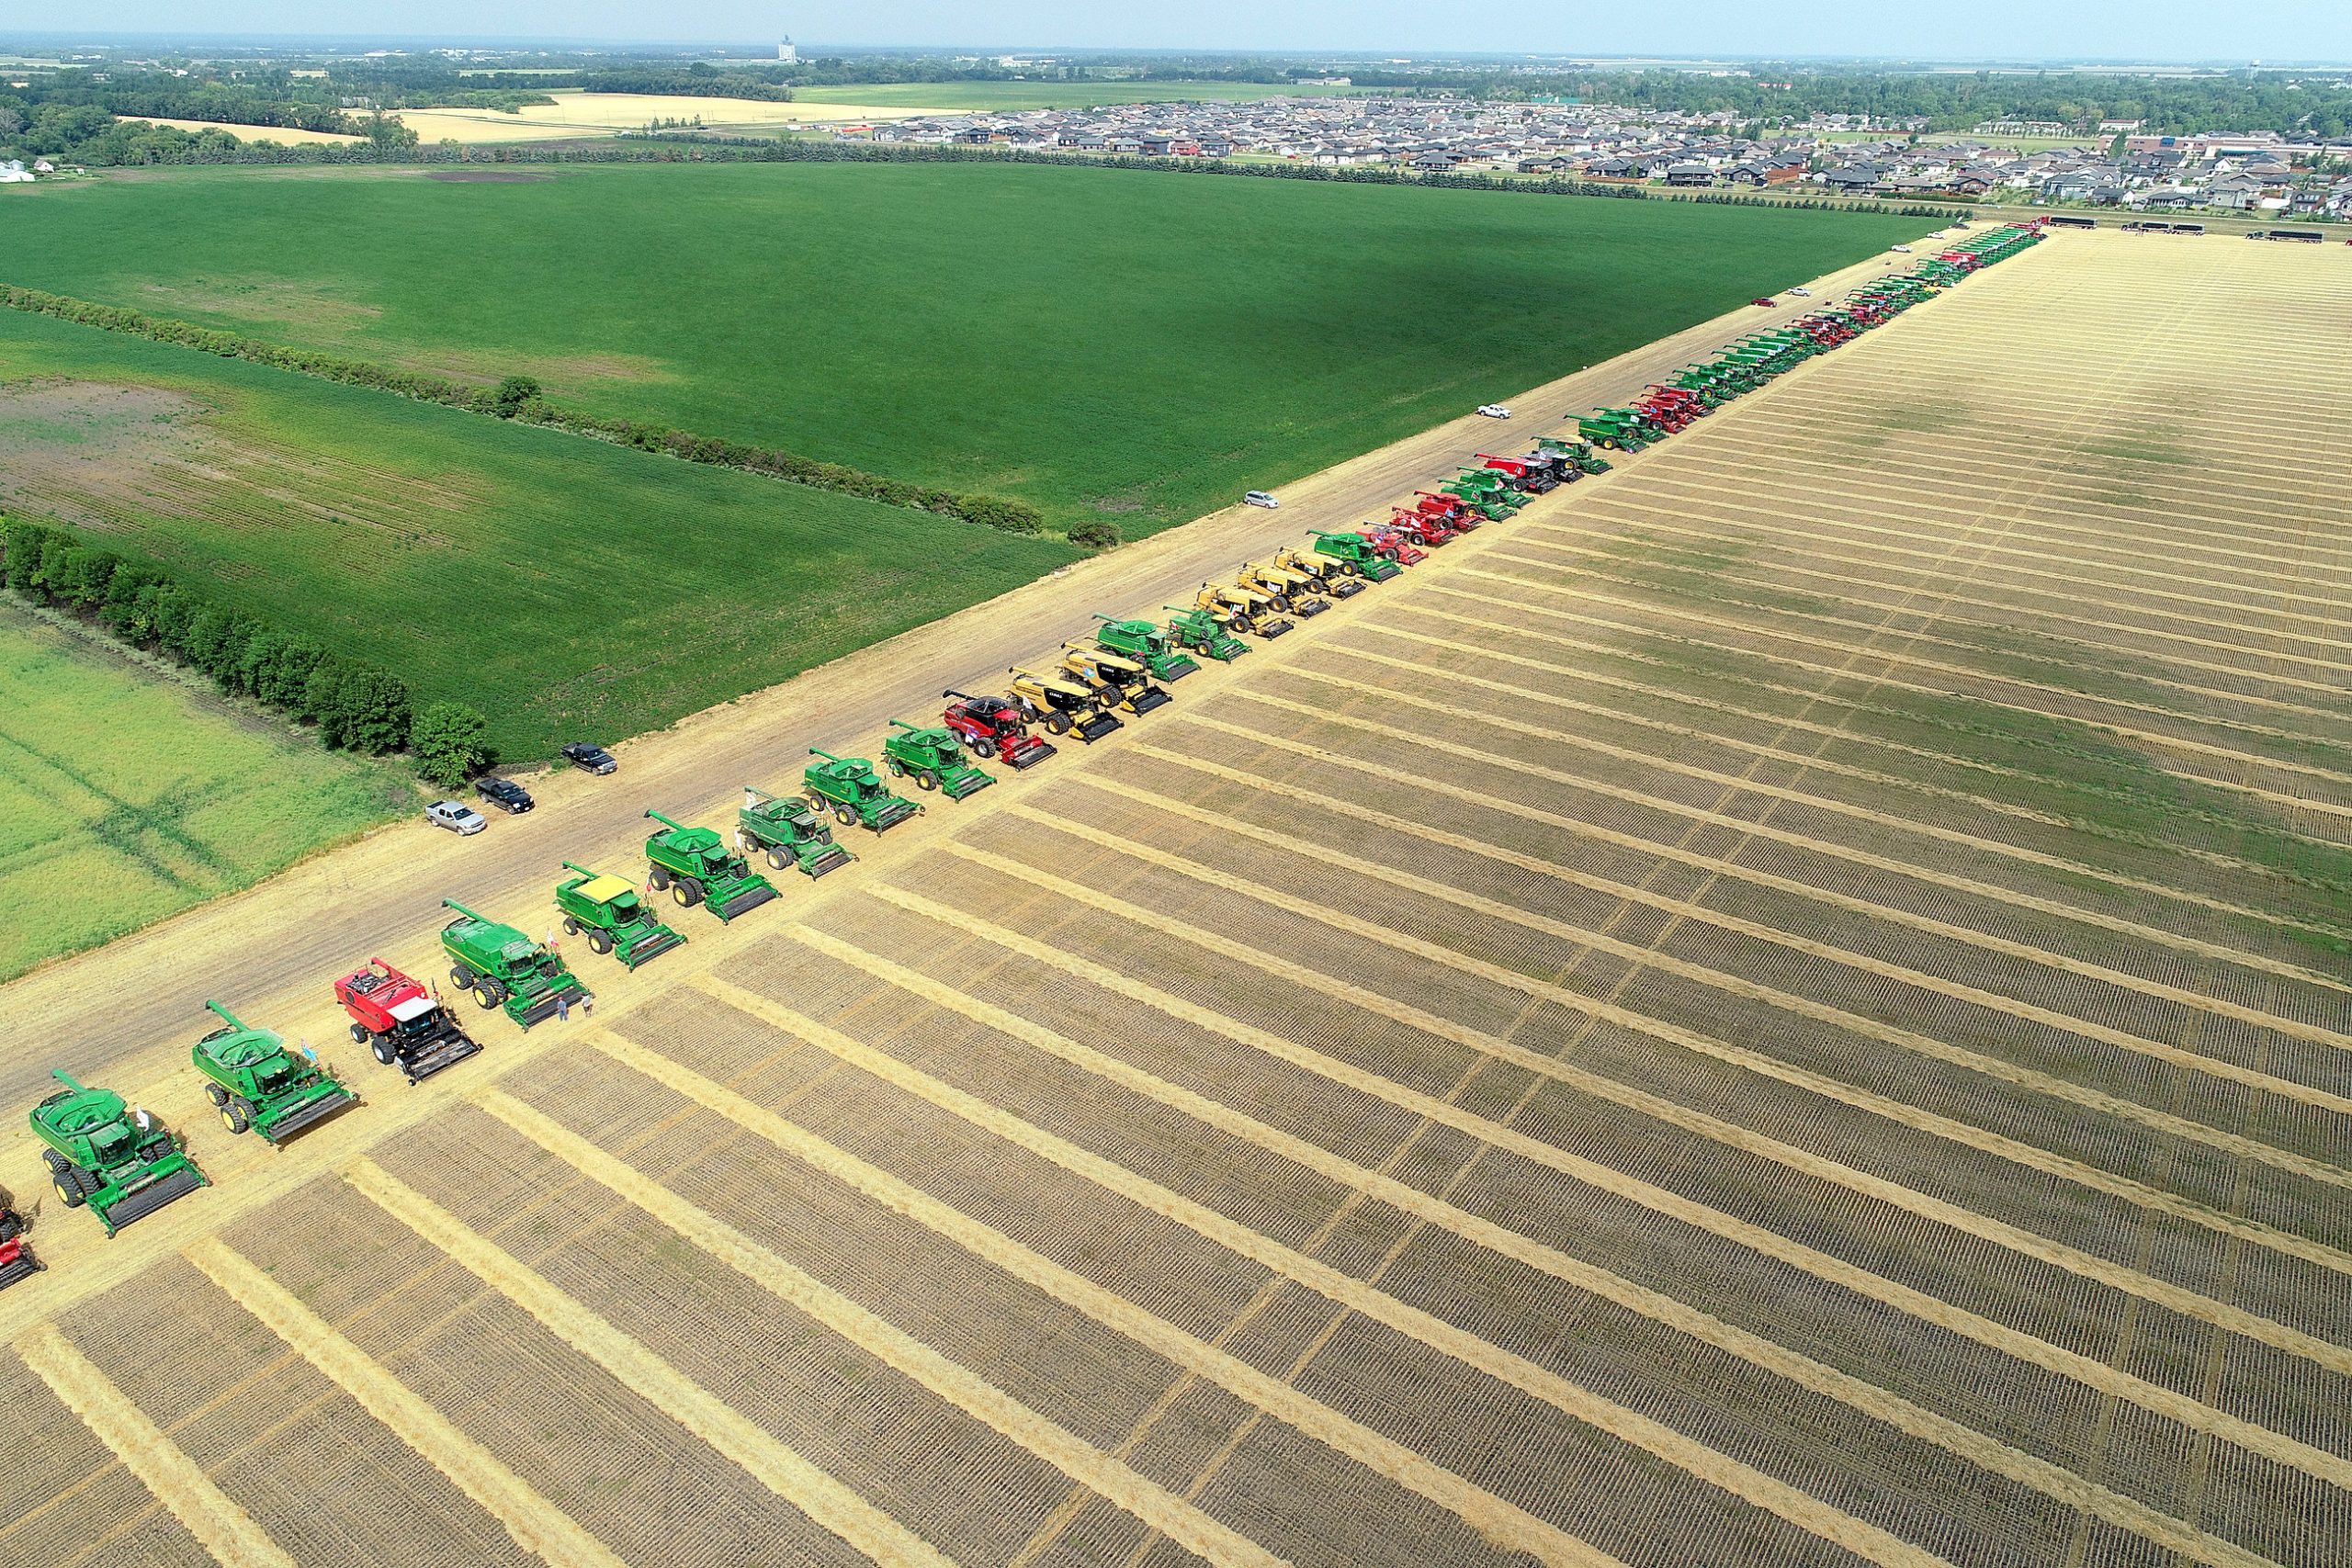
[1307,530,1401,582]
[1534,435,1611,476]
[1060,644,1173,715]
[1271,543,1363,598]
[1008,668,1124,742]
[740,785,858,876]
[1385,507,1459,550]
[1355,525,1427,569]
[941,692,1057,768]
[1191,580,1294,638]
[1091,615,1201,682]
[645,809,780,919]
[191,1000,358,1145]
[806,750,922,830]
[334,959,484,1081]
[34,1072,208,1236]
[1162,605,1252,661]
[440,899,591,1030]
[1414,491,1487,529]
[1477,453,1556,493]
[1238,557,1330,617]
[884,718,996,799]
[1578,411,1651,453]
[555,861,686,966]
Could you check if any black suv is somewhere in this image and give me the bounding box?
[475,776,536,815]
[560,742,617,775]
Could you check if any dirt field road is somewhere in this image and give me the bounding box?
[0,240,1928,1114]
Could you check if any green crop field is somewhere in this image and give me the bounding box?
[791,81,1384,109]
[0,601,411,981]
[0,306,1076,757]
[0,163,1930,534]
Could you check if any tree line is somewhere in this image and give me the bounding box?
[0,515,413,755]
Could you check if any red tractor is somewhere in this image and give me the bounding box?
[334,959,484,1083]
[1477,453,1559,493]
[941,689,1057,769]
[1356,524,1427,567]
[1387,506,1459,548]
[1414,491,1484,531]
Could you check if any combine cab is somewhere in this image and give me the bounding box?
[1272,544,1363,598]
[1162,606,1252,661]
[440,900,590,1030]
[1308,530,1401,582]
[1238,558,1330,617]
[1008,668,1124,742]
[192,1000,358,1145]
[941,691,1057,768]
[1091,615,1201,682]
[335,959,483,1081]
[34,1073,207,1236]
[1192,581,1294,638]
[740,786,858,876]
[884,718,996,799]
[806,749,923,830]
[645,809,779,920]
[556,861,686,966]
[1061,644,1173,715]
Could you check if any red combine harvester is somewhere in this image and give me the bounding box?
[1414,491,1484,531]
[334,959,484,1082]
[941,690,1057,769]
[1477,453,1558,493]
[1631,395,1692,434]
[1643,385,1712,420]
[0,1202,37,1291]
[1356,524,1427,567]
[1387,506,1459,548]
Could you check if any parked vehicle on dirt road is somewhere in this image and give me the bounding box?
[1476,404,1511,419]
[1243,491,1281,509]
[475,776,535,815]
[560,742,617,774]
[426,799,487,836]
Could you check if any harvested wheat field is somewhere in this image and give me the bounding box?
[0,228,2348,1567]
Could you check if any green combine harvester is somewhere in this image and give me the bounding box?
[1439,479,1515,520]
[1533,435,1611,475]
[440,899,591,1029]
[555,862,685,967]
[192,1000,358,1145]
[1161,605,1250,661]
[1578,410,1653,452]
[34,1072,208,1235]
[805,749,921,832]
[1092,613,1201,682]
[882,719,995,801]
[1306,532,1402,581]
[644,809,779,920]
[738,786,855,877]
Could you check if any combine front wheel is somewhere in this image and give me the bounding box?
[673,878,705,908]
[221,1099,252,1135]
[833,805,856,828]
[371,1036,396,1066]
[763,846,791,872]
[587,931,614,955]
[474,979,507,1010]
[971,738,997,760]
[917,771,939,791]
[1042,713,1071,736]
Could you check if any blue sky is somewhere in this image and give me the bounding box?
[41,2,2352,63]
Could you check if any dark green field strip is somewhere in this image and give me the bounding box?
[0,306,1073,755]
[0,163,1922,531]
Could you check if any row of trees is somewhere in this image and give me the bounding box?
[0,287,1046,536]
[0,516,414,755]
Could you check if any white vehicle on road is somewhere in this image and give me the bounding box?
[1476,403,1512,419]
[1244,491,1281,509]
[1890,243,1913,253]
[425,799,487,836]
[1786,286,1811,298]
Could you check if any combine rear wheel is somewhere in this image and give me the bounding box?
[348,1022,369,1045]
[562,916,580,935]
[648,865,672,891]
[450,964,477,990]
[885,758,906,778]
[204,1083,229,1109]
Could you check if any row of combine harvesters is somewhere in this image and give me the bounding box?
[0,219,2052,1288]
[1576,220,2050,455]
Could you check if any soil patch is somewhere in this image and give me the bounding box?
[424,170,553,183]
